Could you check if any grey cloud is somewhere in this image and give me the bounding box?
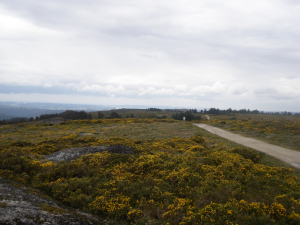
[254,87,279,95]
[254,87,299,100]
[1,0,300,110]
[138,53,158,58]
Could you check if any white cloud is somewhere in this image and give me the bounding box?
[254,86,300,100]
[174,84,187,92]
[138,87,156,96]
[44,83,53,88]
[80,84,125,93]
[154,88,176,96]
[0,6,63,39]
[187,82,227,96]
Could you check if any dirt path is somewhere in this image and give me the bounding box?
[194,123,300,169]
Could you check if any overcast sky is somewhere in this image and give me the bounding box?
[1,0,300,111]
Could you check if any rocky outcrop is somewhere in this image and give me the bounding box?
[0,145,135,223]
[45,145,135,162]
[0,177,100,225]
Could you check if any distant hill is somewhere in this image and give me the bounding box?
[0,113,11,120]
[0,102,111,120]
[0,102,112,111]
[0,106,65,120]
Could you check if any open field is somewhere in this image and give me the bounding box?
[206,114,300,151]
[0,119,197,146]
[1,118,300,224]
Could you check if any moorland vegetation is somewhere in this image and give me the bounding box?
[1,117,300,224]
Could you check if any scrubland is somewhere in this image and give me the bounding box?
[1,118,300,224]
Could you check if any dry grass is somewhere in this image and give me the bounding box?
[0,121,199,145]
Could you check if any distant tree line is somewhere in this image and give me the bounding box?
[202,108,260,115]
[124,113,138,118]
[172,111,201,121]
[39,110,92,120]
[98,112,104,119]
[0,110,93,125]
[0,107,298,125]
[97,111,122,119]
[278,111,293,116]
[108,112,121,119]
[0,117,31,125]
[145,108,162,111]
[202,108,295,115]
[189,109,198,113]
[0,110,126,125]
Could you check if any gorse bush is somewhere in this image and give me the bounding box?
[1,120,300,224]
[230,147,263,163]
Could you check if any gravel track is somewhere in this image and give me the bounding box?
[194,123,300,169]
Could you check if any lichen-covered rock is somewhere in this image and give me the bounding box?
[0,177,100,225]
[45,145,135,162]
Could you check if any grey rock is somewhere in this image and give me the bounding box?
[45,145,135,162]
[78,133,95,136]
[0,177,99,225]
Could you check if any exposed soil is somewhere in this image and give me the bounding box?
[194,123,300,169]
